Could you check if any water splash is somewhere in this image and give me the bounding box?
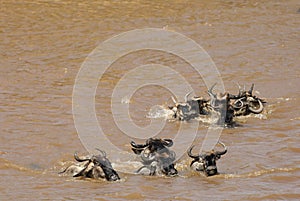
[121,96,131,104]
[146,105,174,119]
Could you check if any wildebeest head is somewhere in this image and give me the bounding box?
[131,138,178,176]
[169,92,208,120]
[207,84,234,125]
[229,83,266,115]
[207,84,228,111]
[188,141,227,176]
[131,138,173,155]
[61,149,120,181]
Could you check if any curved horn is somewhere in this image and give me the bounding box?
[232,98,244,109]
[248,99,264,114]
[163,139,173,147]
[215,141,227,156]
[207,84,218,108]
[95,148,106,157]
[171,96,177,104]
[187,146,200,159]
[130,141,148,149]
[184,91,193,102]
[207,83,217,98]
[74,152,91,162]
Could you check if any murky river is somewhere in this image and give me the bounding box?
[1,0,299,200]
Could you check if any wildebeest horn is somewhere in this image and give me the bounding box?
[187,146,200,159]
[162,139,173,147]
[171,96,177,104]
[95,148,106,157]
[215,141,227,156]
[208,83,221,108]
[248,83,254,95]
[248,99,264,114]
[235,82,242,96]
[184,91,193,102]
[207,83,217,98]
[232,98,244,109]
[74,152,91,162]
[130,141,148,149]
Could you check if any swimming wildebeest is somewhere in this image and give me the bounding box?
[228,83,266,116]
[169,92,210,121]
[188,141,227,176]
[169,84,234,125]
[131,138,178,176]
[167,83,265,125]
[207,84,235,125]
[59,149,120,181]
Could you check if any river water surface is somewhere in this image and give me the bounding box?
[1,0,300,200]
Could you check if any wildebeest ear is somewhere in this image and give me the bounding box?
[163,139,173,147]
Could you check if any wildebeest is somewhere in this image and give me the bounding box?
[207,84,235,125]
[131,138,178,176]
[169,92,210,121]
[228,84,266,116]
[187,141,227,176]
[59,149,120,181]
[167,83,265,125]
[169,84,234,125]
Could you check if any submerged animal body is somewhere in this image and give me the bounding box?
[228,84,266,116]
[131,138,178,176]
[188,141,227,176]
[168,83,265,125]
[207,84,235,125]
[169,92,210,121]
[59,149,120,181]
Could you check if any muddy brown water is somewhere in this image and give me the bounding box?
[1,0,300,200]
